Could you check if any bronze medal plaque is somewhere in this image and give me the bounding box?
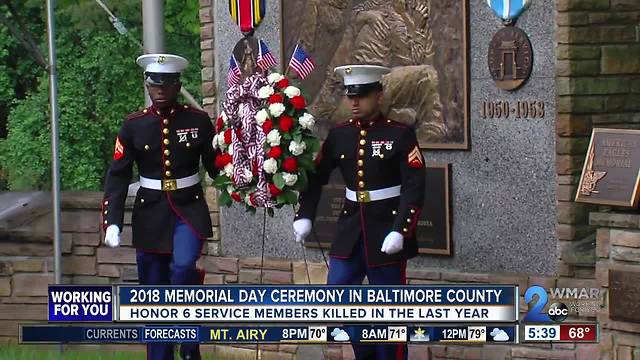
[609,269,640,323]
[307,164,452,256]
[232,36,261,80]
[575,128,640,208]
[487,26,533,91]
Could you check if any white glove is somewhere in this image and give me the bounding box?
[381,231,404,255]
[293,219,312,243]
[104,225,121,248]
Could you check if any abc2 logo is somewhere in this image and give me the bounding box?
[523,286,568,323]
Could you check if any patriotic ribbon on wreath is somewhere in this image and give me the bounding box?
[228,0,266,34]
[222,73,273,208]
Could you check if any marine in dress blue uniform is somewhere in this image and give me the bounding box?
[293,65,426,360]
[102,54,218,360]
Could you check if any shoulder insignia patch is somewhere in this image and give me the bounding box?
[408,145,424,168]
[113,136,125,160]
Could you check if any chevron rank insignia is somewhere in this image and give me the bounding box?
[113,136,125,160]
[408,145,424,169]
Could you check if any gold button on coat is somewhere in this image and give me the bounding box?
[164,149,170,156]
[163,128,169,135]
[165,171,172,177]
[165,160,171,166]
[163,139,170,145]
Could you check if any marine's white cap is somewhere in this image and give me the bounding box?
[334,65,391,86]
[136,54,189,74]
[334,65,391,96]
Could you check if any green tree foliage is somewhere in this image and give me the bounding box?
[0,0,202,190]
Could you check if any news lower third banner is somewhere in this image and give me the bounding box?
[21,324,519,344]
[48,285,518,323]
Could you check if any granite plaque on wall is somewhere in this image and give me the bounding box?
[609,269,640,323]
[576,128,640,208]
[305,163,452,255]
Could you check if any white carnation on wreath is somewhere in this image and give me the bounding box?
[216,134,227,149]
[282,172,298,186]
[266,129,281,146]
[221,111,228,124]
[255,109,269,125]
[228,145,234,156]
[268,102,286,117]
[212,134,220,149]
[223,163,234,178]
[263,158,278,174]
[258,85,274,99]
[267,72,285,84]
[289,140,306,156]
[298,112,315,130]
[283,86,301,98]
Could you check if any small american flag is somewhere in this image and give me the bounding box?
[256,39,277,71]
[227,54,242,88]
[288,43,315,80]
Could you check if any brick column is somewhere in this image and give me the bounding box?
[198,0,221,261]
[556,0,640,279]
[591,212,640,359]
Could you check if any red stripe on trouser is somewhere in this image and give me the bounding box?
[396,260,407,360]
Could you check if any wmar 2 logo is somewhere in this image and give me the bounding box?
[523,286,570,323]
[524,285,602,322]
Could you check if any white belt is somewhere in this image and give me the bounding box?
[139,173,200,191]
[345,185,401,203]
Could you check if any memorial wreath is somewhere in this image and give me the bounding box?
[212,71,320,214]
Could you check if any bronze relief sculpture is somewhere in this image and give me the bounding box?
[282,0,469,149]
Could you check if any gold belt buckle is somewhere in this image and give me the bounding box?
[356,190,370,203]
[162,179,177,191]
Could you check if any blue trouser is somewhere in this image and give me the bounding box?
[136,219,202,360]
[327,240,408,360]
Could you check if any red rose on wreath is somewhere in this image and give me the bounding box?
[231,192,242,202]
[276,78,289,89]
[279,115,294,132]
[262,119,273,134]
[216,116,224,133]
[268,93,284,104]
[267,146,282,159]
[268,183,282,197]
[290,96,306,110]
[283,157,298,172]
[215,153,232,169]
[223,129,232,144]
